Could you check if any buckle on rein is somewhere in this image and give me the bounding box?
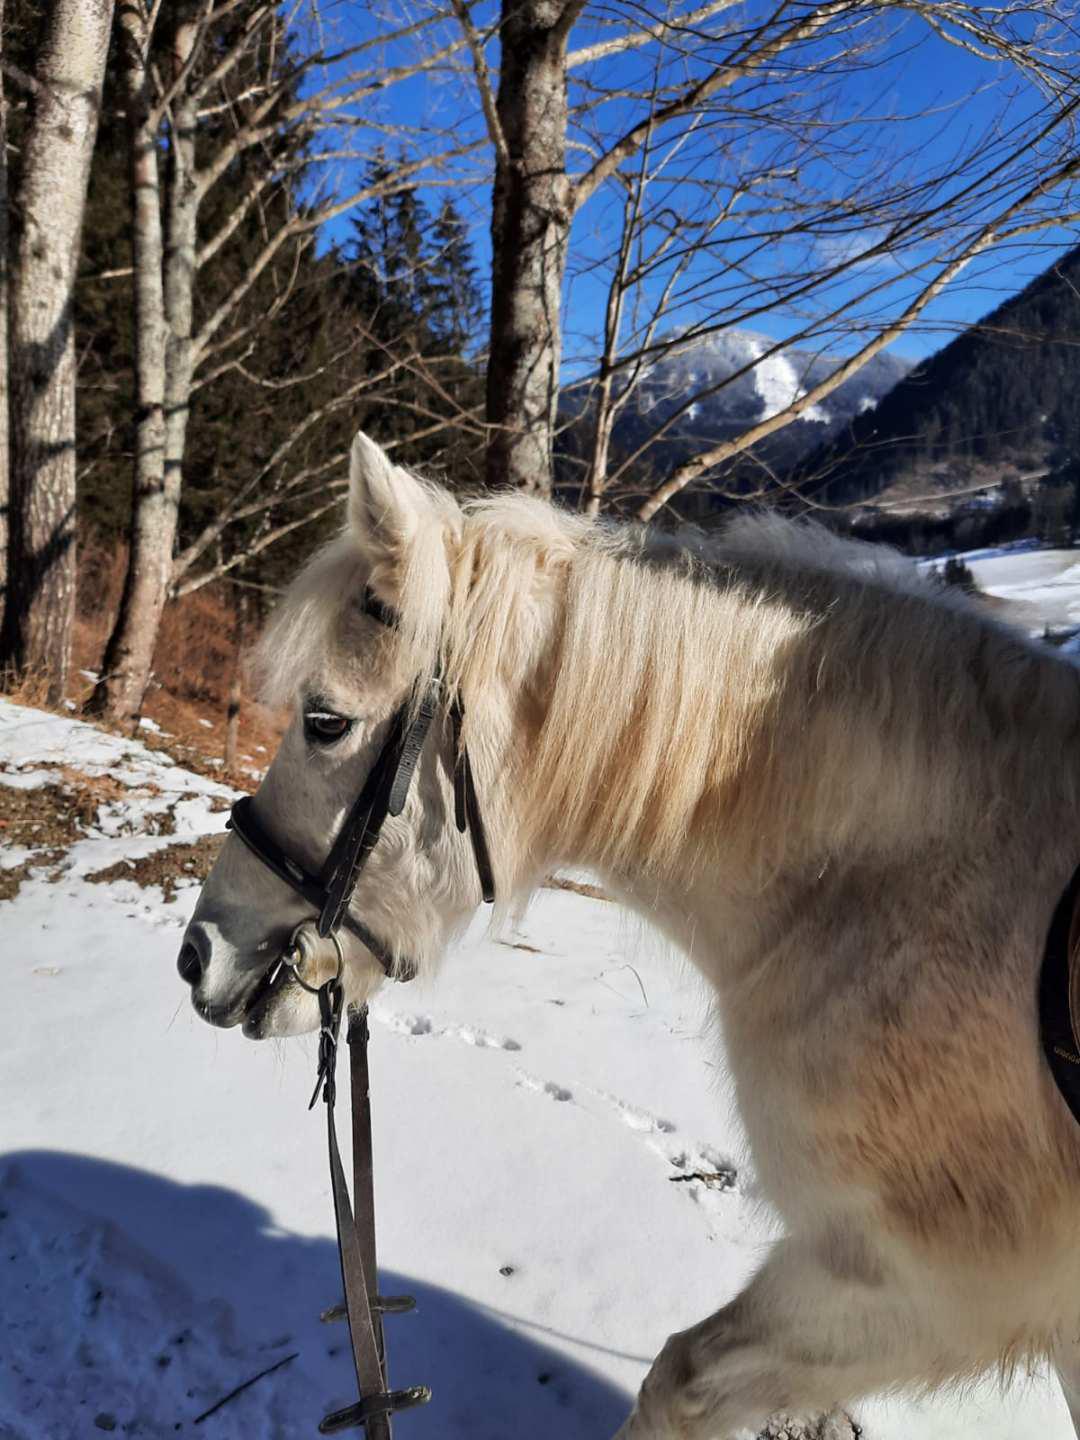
[290,930,431,1435]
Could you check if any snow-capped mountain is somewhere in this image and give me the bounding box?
[574,328,910,480]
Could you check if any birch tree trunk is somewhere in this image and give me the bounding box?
[93,3,197,726]
[161,15,199,565]
[92,0,168,723]
[2,0,114,703]
[0,0,10,642]
[485,1,580,496]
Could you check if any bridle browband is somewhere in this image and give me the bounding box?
[225,586,494,984]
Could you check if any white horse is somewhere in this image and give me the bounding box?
[181,431,1080,1440]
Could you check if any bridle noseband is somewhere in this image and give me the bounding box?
[225,587,494,987]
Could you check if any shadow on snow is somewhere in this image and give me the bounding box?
[0,1149,631,1440]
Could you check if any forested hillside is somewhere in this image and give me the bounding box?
[800,245,1080,512]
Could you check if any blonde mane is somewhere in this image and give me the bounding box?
[259,496,1080,891]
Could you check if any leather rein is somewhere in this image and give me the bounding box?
[224,587,495,1435]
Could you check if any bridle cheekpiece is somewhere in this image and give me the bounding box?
[225,586,494,988]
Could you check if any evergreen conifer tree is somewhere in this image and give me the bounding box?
[426,199,482,354]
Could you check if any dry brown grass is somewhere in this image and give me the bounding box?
[1,669,55,710]
[70,533,286,783]
[0,760,232,903]
[0,771,112,901]
[0,861,33,902]
[0,776,99,852]
[85,835,226,903]
[2,547,274,905]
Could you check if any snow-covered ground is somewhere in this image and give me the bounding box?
[964,547,1080,631]
[2,675,1079,1440]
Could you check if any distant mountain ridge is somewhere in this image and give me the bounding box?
[604,328,911,479]
[799,243,1080,510]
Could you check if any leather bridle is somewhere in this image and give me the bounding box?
[225,587,494,983]
[223,587,495,1435]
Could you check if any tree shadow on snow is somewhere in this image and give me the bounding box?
[0,1150,632,1440]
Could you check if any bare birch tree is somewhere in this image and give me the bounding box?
[92,0,479,725]
[92,0,169,726]
[0,0,9,642]
[2,0,114,702]
[479,0,581,493]
[448,0,1080,510]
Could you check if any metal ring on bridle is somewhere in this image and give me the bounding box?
[282,923,345,996]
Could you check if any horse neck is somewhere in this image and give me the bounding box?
[507,544,1080,949]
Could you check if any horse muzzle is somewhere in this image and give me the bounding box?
[177,920,341,1036]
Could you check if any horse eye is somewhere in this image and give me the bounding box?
[303,711,353,745]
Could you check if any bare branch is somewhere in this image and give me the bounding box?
[2,58,53,98]
[635,141,1080,521]
[566,0,742,69]
[450,0,508,165]
[193,26,472,199]
[572,1,856,213]
[171,354,422,582]
[174,497,346,597]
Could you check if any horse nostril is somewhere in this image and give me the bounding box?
[177,940,204,986]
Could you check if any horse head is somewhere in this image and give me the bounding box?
[177,431,559,1037]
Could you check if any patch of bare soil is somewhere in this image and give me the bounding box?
[0,767,228,902]
[0,765,204,840]
[131,725,264,792]
[0,782,85,902]
[0,861,34,903]
[0,780,94,852]
[85,835,225,904]
[135,690,283,791]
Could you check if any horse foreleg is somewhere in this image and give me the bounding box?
[611,1231,928,1440]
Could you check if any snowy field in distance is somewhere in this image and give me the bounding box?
[4,540,1080,1440]
[963,546,1080,632]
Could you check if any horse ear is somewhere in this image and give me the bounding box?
[347,431,431,564]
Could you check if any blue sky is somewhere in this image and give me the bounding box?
[306,2,1080,369]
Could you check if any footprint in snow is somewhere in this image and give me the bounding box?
[513,1072,739,1225]
[378,1010,521,1051]
[386,1014,433,1036]
[515,1069,573,1102]
[594,1089,676,1135]
[456,1023,522,1051]
[379,1013,740,1223]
